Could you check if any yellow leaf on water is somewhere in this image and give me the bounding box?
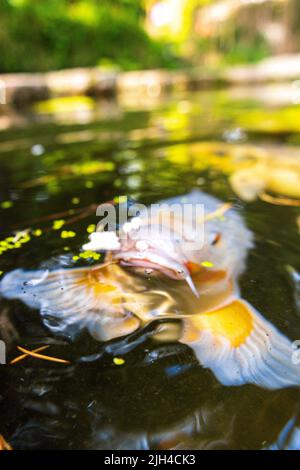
[53,219,65,230]
[113,357,125,366]
[1,201,13,209]
[32,229,42,237]
[61,230,76,239]
[87,224,96,234]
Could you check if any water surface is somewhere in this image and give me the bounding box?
[0,86,300,449]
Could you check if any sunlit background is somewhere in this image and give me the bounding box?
[1,0,300,72]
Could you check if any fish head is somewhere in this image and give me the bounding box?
[114,227,200,297]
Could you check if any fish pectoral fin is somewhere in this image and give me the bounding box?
[180,299,300,389]
[0,266,140,341]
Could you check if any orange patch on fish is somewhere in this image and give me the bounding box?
[185,261,202,274]
[88,268,119,294]
[183,300,253,347]
[193,269,227,284]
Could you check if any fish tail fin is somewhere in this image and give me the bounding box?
[180,299,300,389]
[0,265,140,341]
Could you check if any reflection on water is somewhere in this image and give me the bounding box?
[0,85,300,449]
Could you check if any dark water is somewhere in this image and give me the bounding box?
[0,87,300,449]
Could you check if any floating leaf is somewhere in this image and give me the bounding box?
[61,230,76,239]
[32,229,43,237]
[87,224,96,234]
[113,357,125,366]
[53,219,65,230]
[1,201,13,209]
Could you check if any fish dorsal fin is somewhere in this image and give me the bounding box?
[180,300,300,389]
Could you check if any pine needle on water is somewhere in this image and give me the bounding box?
[10,345,50,364]
[14,346,70,365]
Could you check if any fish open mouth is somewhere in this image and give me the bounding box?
[115,251,199,297]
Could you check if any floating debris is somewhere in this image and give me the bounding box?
[77,250,101,261]
[60,230,76,239]
[87,224,96,234]
[15,346,70,365]
[10,345,50,365]
[53,219,65,230]
[1,201,13,209]
[83,231,121,251]
[0,230,32,255]
[32,229,42,237]
[113,357,125,366]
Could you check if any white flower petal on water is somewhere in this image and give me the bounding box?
[82,231,121,251]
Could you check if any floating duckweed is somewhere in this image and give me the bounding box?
[114,195,127,204]
[72,251,101,261]
[61,230,76,239]
[53,219,65,230]
[79,250,101,261]
[0,230,32,255]
[113,357,125,366]
[71,197,80,205]
[85,181,94,189]
[201,261,214,268]
[1,201,13,209]
[32,229,42,237]
[87,224,96,234]
[0,271,3,276]
[63,246,70,251]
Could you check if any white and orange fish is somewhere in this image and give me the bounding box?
[1,190,299,390]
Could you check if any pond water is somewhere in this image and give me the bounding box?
[0,86,300,450]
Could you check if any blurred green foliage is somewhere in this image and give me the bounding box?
[0,0,178,73]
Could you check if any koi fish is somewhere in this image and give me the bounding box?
[1,191,299,390]
[230,153,300,203]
